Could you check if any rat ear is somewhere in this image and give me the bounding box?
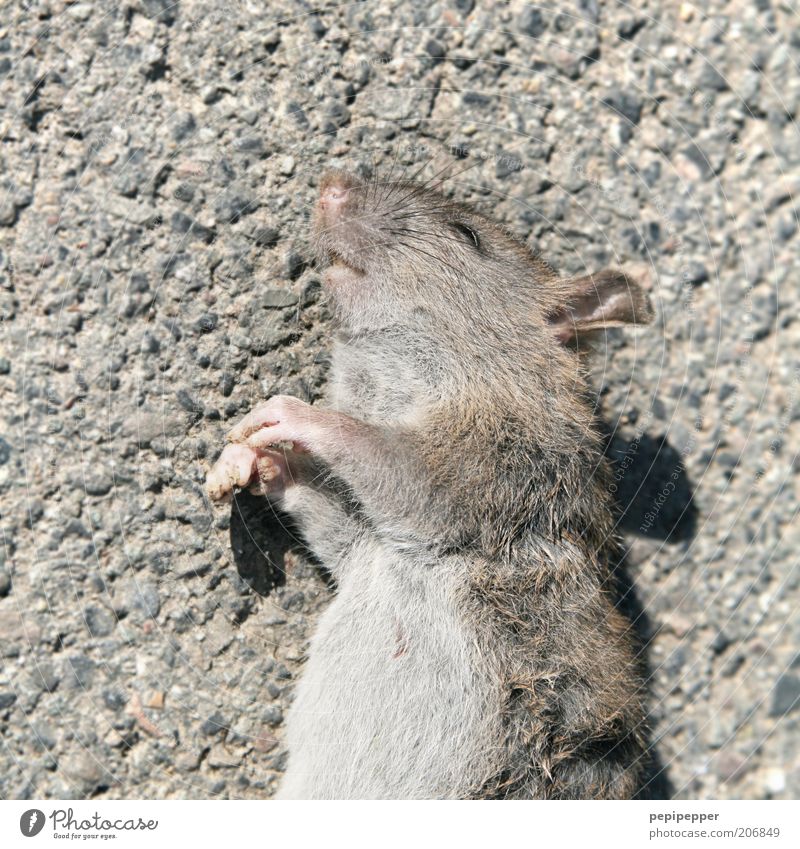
[547,268,654,346]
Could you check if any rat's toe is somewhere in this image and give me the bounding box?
[206,443,258,501]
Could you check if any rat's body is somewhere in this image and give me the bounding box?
[207,170,654,799]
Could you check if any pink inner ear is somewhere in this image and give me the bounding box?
[547,269,653,346]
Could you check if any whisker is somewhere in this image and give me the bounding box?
[413,153,470,194]
[379,143,409,207]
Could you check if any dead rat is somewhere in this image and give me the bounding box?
[206,167,654,799]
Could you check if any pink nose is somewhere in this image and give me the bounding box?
[319,183,350,211]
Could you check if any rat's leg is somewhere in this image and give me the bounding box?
[226,395,338,452]
[238,396,443,546]
[209,404,365,569]
[229,395,361,455]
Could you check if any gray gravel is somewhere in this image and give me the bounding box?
[1,0,799,800]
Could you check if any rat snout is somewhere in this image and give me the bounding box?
[313,170,370,277]
[319,183,350,213]
[317,171,360,217]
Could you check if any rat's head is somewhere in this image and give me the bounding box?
[312,169,543,326]
[311,168,653,350]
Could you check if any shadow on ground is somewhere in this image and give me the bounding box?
[604,428,699,543]
[229,491,294,596]
[604,422,700,799]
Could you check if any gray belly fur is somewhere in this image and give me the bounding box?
[276,540,498,799]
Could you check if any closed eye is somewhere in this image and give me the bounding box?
[449,221,481,250]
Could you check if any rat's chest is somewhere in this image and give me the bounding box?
[327,334,443,423]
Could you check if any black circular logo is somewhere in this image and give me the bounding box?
[20,810,45,837]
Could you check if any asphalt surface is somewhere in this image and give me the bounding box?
[0,0,798,799]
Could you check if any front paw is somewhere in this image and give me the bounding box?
[205,443,288,502]
[227,395,318,453]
